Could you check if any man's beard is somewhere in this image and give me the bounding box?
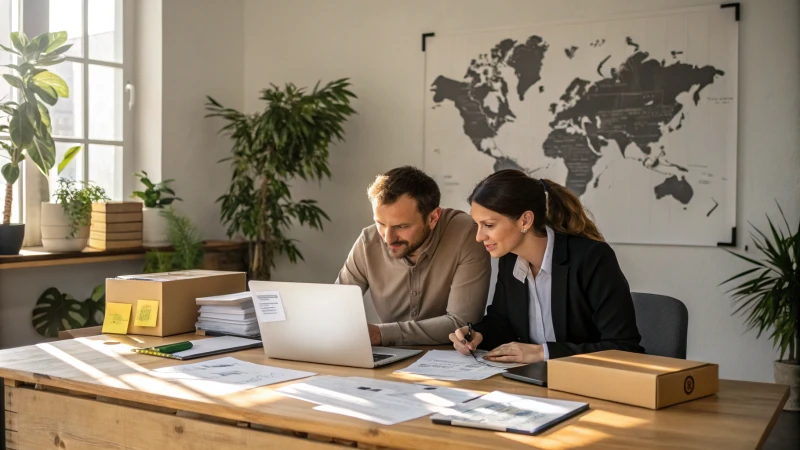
[384,226,432,259]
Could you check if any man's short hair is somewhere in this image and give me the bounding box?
[367,166,441,218]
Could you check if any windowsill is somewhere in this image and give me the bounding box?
[0,240,247,270]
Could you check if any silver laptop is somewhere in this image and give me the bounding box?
[248,280,421,368]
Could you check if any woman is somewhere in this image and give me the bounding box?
[449,170,643,363]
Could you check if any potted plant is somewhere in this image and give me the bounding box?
[131,170,181,247]
[721,203,799,410]
[31,284,105,337]
[143,206,204,273]
[41,178,108,252]
[0,31,78,254]
[205,79,357,280]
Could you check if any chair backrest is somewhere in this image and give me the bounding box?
[631,292,688,359]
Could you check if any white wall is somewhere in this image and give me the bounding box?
[133,0,163,182]
[161,0,244,240]
[243,0,800,382]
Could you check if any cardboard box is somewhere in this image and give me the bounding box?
[105,270,246,337]
[547,350,719,409]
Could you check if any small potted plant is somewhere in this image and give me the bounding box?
[132,171,181,247]
[721,203,799,411]
[41,178,109,252]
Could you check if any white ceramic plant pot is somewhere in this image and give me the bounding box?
[40,202,89,252]
[143,207,169,247]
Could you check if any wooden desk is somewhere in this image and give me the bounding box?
[0,334,788,450]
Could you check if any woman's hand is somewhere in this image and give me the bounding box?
[449,326,483,356]
[484,342,544,364]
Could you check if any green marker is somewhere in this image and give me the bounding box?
[154,341,193,354]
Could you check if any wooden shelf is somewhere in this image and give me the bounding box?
[0,240,247,270]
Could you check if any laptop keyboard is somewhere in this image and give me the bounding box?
[373,353,393,362]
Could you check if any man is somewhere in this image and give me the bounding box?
[336,166,491,346]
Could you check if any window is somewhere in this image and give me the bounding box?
[0,0,21,224]
[46,0,127,200]
[0,0,132,241]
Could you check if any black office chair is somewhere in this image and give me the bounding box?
[631,292,689,359]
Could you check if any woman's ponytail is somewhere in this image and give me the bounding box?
[540,179,604,241]
[469,170,604,242]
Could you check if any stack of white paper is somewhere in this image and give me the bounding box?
[195,292,260,337]
[276,376,480,425]
[393,350,521,381]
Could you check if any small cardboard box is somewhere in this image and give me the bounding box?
[547,350,719,409]
[105,270,246,337]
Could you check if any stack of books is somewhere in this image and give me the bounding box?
[89,202,144,250]
[195,292,260,338]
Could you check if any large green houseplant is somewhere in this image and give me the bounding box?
[721,203,799,410]
[1,31,80,254]
[205,79,356,280]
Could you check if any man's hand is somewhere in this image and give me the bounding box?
[484,342,544,364]
[368,324,382,346]
[449,326,483,355]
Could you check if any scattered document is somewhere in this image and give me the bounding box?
[431,391,589,435]
[251,291,287,323]
[134,299,160,327]
[102,302,132,334]
[394,350,520,381]
[152,357,315,396]
[276,376,480,425]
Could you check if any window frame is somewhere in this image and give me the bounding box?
[0,0,133,245]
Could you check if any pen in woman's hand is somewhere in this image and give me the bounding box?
[464,322,475,352]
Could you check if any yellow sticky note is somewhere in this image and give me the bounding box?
[134,300,160,327]
[102,302,132,334]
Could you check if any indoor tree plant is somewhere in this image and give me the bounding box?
[0,31,79,254]
[131,170,181,246]
[41,178,108,251]
[205,79,356,280]
[721,203,799,410]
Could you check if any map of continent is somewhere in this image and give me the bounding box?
[424,7,738,246]
[431,35,724,204]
